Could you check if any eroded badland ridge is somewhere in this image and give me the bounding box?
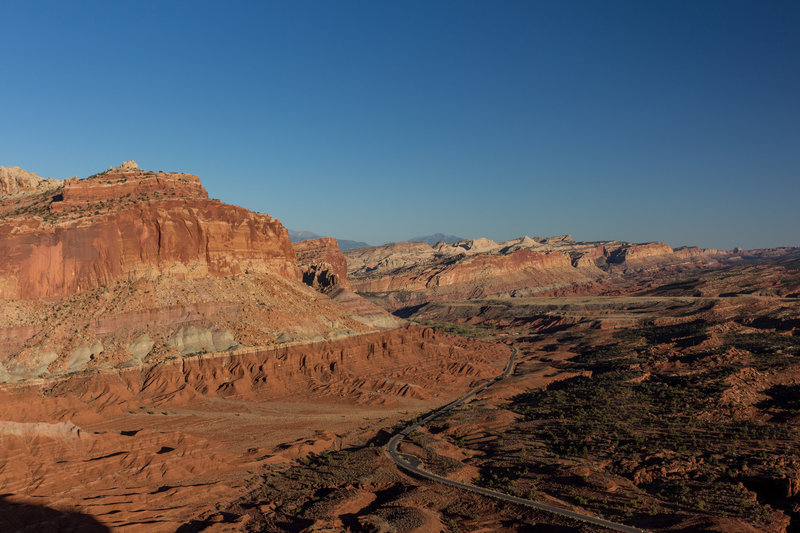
[2,161,799,532]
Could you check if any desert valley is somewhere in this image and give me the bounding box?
[0,162,798,533]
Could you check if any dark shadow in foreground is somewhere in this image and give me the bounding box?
[0,496,109,533]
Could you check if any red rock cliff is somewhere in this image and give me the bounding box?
[293,237,351,291]
[0,163,298,299]
[605,242,674,264]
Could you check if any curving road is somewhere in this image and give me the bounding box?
[386,346,647,533]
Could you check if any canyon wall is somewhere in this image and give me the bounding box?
[2,324,507,419]
[0,165,297,300]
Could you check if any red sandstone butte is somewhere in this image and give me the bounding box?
[294,236,351,290]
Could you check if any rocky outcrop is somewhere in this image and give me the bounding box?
[168,326,237,356]
[430,249,573,288]
[605,242,674,264]
[294,237,350,291]
[0,164,298,300]
[674,246,722,259]
[345,241,437,274]
[51,166,207,208]
[571,245,607,267]
[0,167,59,197]
[293,237,402,330]
[542,233,572,243]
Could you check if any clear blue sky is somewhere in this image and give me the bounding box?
[1,1,798,250]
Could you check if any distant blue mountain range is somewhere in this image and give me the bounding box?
[287,230,322,242]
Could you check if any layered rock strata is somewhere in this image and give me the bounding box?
[0,163,298,300]
[294,236,350,291]
[345,236,728,309]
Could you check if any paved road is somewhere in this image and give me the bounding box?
[385,346,647,533]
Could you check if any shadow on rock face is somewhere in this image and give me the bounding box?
[0,496,109,533]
